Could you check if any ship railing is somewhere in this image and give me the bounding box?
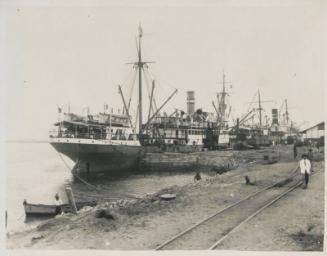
[49,131,138,141]
[149,120,195,128]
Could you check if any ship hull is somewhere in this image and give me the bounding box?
[50,139,142,175]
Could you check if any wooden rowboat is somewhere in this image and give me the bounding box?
[23,200,97,217]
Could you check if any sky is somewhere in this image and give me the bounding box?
[1,0,326,140]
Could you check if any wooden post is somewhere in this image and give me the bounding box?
[65,187,77,214]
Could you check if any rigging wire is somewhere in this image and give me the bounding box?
[147,68,177,91]
[119,67,135,89]
[246,91,257,114]
[142,68,152,101]
[145,68,178,113]
[126,69,138,111]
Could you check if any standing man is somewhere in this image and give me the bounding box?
[54,193,63,215]
[299,154,311,189]
[293,143,298,159]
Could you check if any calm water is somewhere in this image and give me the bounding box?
[5,142,213,233]
[5,142,72,232]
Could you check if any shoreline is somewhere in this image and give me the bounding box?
[6,145,324,251]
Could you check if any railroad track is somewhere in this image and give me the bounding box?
[155,168,313,250]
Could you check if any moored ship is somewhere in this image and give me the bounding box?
[49,26,221,176]
[50,111,141,175]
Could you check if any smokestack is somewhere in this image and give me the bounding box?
[272,109,278,125]
[187,91,195,115]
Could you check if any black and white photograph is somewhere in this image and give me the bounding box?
[0,0,326,254]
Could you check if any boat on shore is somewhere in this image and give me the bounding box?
[23,200,97,217]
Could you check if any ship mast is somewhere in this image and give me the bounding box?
[220,71,227,124]
[132,25,157,135]
[247,90,273,129]
[137,25,143,135]
[258,89,262,128]
[128,25,177,135]
[285,99,289,126]
[217,70,230,127]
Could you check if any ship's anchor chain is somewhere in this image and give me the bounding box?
[57,152,100,191]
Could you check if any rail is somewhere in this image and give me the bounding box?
[209,179,302,249]
[209,170,320,250]
[155,165,304,250]
[49,131,138,141]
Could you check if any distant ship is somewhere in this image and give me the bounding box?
[228,90,284,149]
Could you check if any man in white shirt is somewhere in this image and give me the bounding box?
[299,154,311,189]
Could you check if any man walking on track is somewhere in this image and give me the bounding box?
[299,154,311,189]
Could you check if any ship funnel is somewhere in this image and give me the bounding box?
[187,91,195,115]
[272,108,278,125]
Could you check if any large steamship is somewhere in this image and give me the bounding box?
[49,26,224,175]
[50,111,141,175]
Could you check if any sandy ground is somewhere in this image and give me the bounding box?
[6,145,324,251]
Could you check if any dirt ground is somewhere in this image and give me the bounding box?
[214,161,325,251]
[6,145,325,251]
